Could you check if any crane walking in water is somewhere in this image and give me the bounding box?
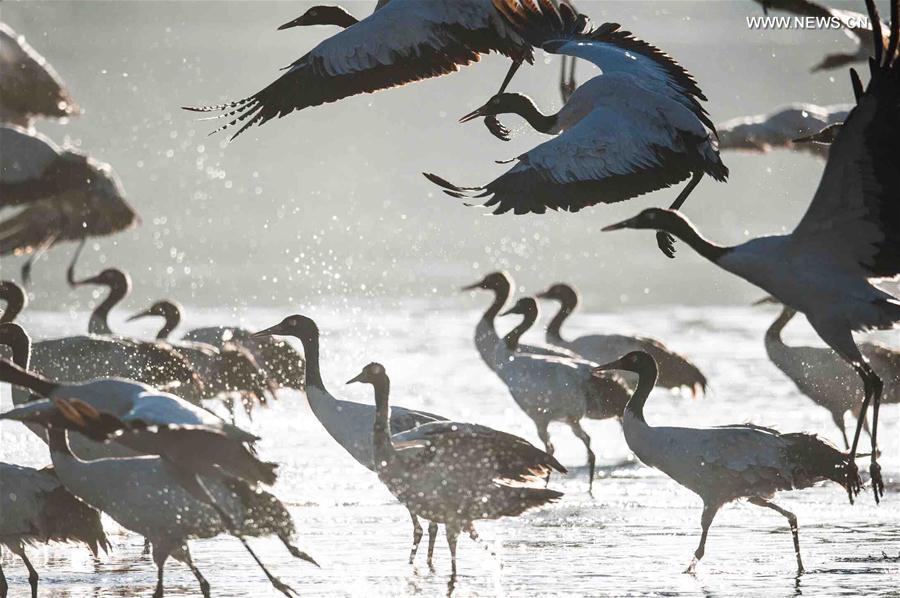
[603,0,900,502]
[595,351,860,574]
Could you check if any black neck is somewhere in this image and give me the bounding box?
[156,302,182,340]
[318,5,359,27]
[625,361,658,424]
[372,376,394,459]
[0,284,26,323]
[0,359,58,397]
[480,282,511,337]
[504,308,537,350]
[296,333,324,391]
[0,325,32,369]
[546,301,574,343]
[496,94,558,133]
[657,214,730,263]
[765,307,795,343]
[89,282,128,335]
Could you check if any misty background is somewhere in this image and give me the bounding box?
[0,1,880,314]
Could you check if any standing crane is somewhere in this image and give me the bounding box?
[594,351,859,573]
[426,0,726,258]
[347,362,564,578]
[0,462,108,598]
[602,0,900,503]
[184,0,583,141]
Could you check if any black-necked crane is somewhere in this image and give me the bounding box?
[753,0,888,71]
[0,23,79,128]
[602,0,899,502]
[0,280,26,323]
[0,462,108,598]
[347,362,564,578]
[495,296,631,492]
[129,298,305,399]
[595,351,860,574]
[760,302,899,448]
[462,271,577,365]
[425,0,727,258]
[252,314,454,560]
[0,125,139,284]
[128,300,275,413]
[184,0,584,141]
[717,103,851,159]
[0,357,313,598]
[537,283,708,395]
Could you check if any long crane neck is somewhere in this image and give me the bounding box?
[296,332,325,391]
[625,360,658,424]
[89,280,128,335]
[371,375,395,464]
[0,324,32,370]
[0,283,26,323]
[654,212,730,263]
[0,358,59,397]
[494,93,559,133]
[765,307,795,344]
[504,307,538,351]
[546,300,574,343]
[155,302,182,340]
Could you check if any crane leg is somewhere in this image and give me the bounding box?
[685,502,720,574]
[849,361,884,502]
[559,56,577,103]
[171,544,211,598]
[0,560,6,598]
[426,522,438,570]
[151,543,170,598]
[831,410,850,450]
[657,171,705,259]
[748,497,803,574]
[535,420,555,487]
[408,510,424,564]
[467,524,496,560]
[568,418,595,496]
[277,533,317,566]
[143,537,152,556]
[445,522,460,584]
[9,545,37,598]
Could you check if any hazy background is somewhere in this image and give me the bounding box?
[0,1,884,313]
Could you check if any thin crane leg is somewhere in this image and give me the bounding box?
[10,545,37,598]
[0,560,7,598]
[426,522,438,570]
[151,543,170,598]
[408,510,424,564]
[748,497,804,574]
[277,533,317,566]
[831,410,850,450]
[559,56,577,103]
[685,502,720,574]
[483,59,523,141]
[466,524,500,569]
[848,362,883,502]
[20,234,57,286]
[445,523,460,580]
[568,418,595,496]
[171,544,211,598]
[657,171,705,258]
[535,420,555,487]
[143,537,152,556]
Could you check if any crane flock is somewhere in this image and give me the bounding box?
[0,0,898,595]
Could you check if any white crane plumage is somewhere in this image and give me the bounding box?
[0,23,79,128]
[603,0,900,502]
[347,362,564,578]
[537,283,708,395]
[0,356,312,598]
[185,0,581,141]
[251,314,453,560]
[0,462,108,598]
[753,0,889,71]
[595,351,860,574]
[425,0,727,258]
[717,103,851,159]
[0,126,139,283]
[494,296,631,492]
[760,302,899,448]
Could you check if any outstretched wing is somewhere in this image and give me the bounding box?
[186,0,529,140]
[428,90,700,214]
[789,0,900,280]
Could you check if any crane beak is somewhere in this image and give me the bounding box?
[346,372,366,385]
[252,323,284,338]
[535,290,551,299]
[600,218,634,232]
[126,307,154,322]
[277,15,306,30]
[591,356,630,374]
[459,104,489,124]
[460,280,484,291]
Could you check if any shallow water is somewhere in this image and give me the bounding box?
[1,303,898,597]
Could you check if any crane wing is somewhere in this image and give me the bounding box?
[789,4,900,280]
[187,0,529,139]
